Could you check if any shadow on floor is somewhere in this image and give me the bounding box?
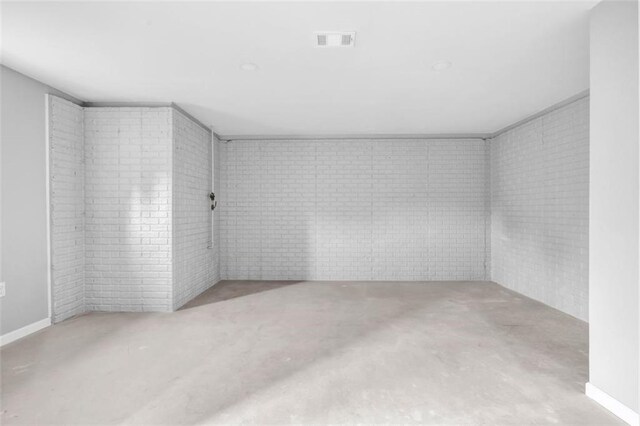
[179,280,305,309]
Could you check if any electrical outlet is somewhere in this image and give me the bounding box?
[0,282,5,298]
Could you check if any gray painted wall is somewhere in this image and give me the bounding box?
[589,0,639,412]
[0,66,82,335]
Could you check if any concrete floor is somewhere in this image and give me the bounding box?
[1,281,622,425]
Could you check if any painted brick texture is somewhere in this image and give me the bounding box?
[220,139,489,280]
[84,107,174,312]
[172,111,216,309]
[490,97,589,320]
[49,96,85,322]
[212,135,221,283]
[47,98,587,321]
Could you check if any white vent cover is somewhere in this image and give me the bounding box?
[314,31,356,48]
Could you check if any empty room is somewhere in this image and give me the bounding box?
[1,0,639,424]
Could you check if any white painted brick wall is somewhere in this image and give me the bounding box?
[316,141,374,280]
[220,139,489,280]
[47,98,585,318]
[49,96,85,322]
[212,135,221,283]
[172,111,216,309]
[490,97,589,320]
[84,107,173,312]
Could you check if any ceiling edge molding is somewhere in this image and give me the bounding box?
[83,101,173,108]
[83,101,213,134]
[170,103,213,135]
[489,89,590,139]
[82,88,590,142]
[217,133,491,142]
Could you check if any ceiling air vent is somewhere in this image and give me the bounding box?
[315,31,356,48]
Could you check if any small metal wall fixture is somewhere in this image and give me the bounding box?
[209,192,217,211]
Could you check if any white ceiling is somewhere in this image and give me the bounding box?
[1,1,594,136]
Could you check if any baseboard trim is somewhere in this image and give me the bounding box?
[0,318,51,347]
[586,382,639,425]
